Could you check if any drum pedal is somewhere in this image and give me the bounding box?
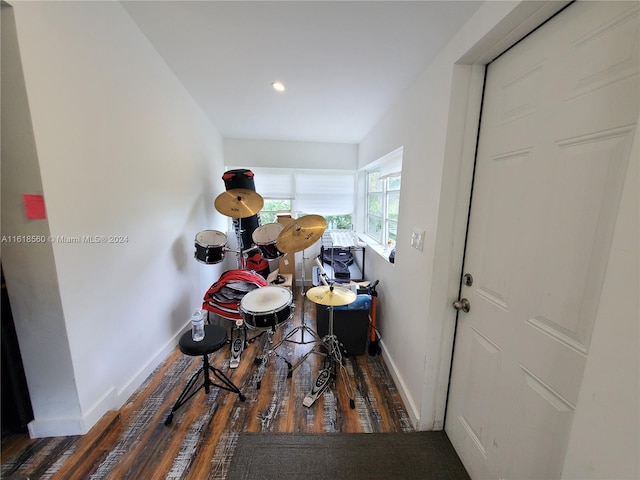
[230,337,243,369]
[303,368,331,407]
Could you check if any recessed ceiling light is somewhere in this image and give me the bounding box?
[271,81,286,92]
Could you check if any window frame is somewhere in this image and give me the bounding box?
[365,169,400,250]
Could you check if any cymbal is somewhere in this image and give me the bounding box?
[276,215,326,253]
[306,285,357,306]
[214,189,264,218]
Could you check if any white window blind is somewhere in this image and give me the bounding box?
[295,172,354,215]
[226,167,355,216]
[251,168,293,199]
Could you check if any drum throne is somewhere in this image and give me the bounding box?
[165,324,245,426]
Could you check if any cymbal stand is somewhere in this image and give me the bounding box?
[253,320,326,386]
[270,249,318,344]
[252,324,303,388]
[302,278,356,409]
[255,249,327,381]
[291,249,318,344]
[235,217,245,269]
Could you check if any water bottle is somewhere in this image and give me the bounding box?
[191,310,205,342]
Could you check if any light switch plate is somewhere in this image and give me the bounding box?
[411,228,425,251]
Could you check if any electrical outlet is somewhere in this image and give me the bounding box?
[411,228,425,251]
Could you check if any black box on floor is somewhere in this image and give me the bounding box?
[315,294,371,356]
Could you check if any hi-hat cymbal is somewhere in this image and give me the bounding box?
[276,215,326,253]
[214,189,264,218]
[306,284,357,306]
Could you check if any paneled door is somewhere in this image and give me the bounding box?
[446,2,639,478]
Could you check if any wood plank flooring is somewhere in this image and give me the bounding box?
[1,289,413,479]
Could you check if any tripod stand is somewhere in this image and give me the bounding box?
[254,249,327,380]
[255,215,328,378]
[301,276,357,408]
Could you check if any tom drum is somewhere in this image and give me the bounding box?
[194,230,227,264]
[252,223,285,260]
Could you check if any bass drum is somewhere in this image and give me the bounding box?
[240,286,294,330]
[194,230,227,264]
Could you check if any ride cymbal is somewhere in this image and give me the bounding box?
[214,189,264,218]
[306,284,357,306]
[276,215,326,253]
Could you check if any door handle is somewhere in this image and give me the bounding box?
[452,298,470,313]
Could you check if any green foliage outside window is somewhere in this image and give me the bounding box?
[366,169,401,249]
[260,200,352,229]
[368,170,382,193]
[260,199,291,224]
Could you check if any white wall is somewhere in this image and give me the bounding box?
[3,1,227,437]
[224,138,357,171]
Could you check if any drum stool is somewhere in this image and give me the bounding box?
[165,324,245,426]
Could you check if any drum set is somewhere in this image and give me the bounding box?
[193,170,358,408]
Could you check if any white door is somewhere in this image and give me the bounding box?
[445,2,639,479]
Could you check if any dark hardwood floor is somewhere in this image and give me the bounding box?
[1,289,413,479]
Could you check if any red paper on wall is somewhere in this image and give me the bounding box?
[23,194,47,219]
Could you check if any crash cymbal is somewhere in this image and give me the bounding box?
[306,284,357,306]
[214,189,264,218]
[276,215,326,253]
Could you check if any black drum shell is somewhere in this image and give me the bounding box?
[222,169,255,191]
[232,215,261,252]
[194,230,227,264]
[194,243,225,264]
[241,303,293,330]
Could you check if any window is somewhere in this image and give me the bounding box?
[364,147,403,252]
[366,171,400,248]
[386,175,401,246]
[225,167,355,229]
[324,214,352,230]
[367,170,384,242]
[260,199,291,224]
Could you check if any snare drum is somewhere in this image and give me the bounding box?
[194,230,227,264]
[240,286,294,330]
[252,223,285,260]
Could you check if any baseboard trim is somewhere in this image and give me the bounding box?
[27,324,189,438]
[115,322,190,406]
[380,339,420,429]
[27,416,84,438]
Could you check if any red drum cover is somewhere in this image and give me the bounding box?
[202,269,268,320]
